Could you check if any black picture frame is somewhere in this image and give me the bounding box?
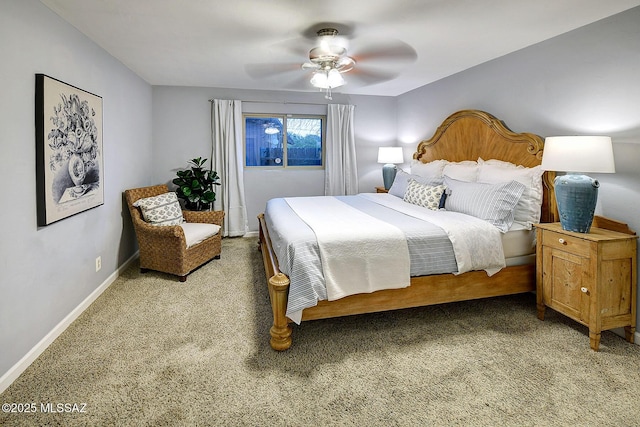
[35,74,104,226]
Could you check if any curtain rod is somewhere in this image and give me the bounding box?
[208,99,355,107]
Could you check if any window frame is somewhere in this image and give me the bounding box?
[243,113,326,169]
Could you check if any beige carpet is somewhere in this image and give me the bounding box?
[2,237,640,426]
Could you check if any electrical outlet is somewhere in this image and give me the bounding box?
[95,256,101,272]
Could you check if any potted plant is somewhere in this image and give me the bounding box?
[172,157,220,211]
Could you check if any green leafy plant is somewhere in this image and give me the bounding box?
[172,157,220,211]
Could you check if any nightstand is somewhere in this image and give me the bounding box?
[535,217,638,351]
[375,186,388,193]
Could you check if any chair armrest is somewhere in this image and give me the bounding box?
[135,220,185,239]
[183,210,225,226]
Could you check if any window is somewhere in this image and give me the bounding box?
[244,115,324,167]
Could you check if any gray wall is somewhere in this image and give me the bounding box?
[152,87,397,231]
[0,0,152,379]
[397,8,640,325]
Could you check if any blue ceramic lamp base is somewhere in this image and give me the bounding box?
[382,164,397,190]
[554,173,599,233]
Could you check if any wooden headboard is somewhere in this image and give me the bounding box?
[413,110,557,223]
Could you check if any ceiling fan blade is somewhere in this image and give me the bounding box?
[301,62,321,71]
[283,73,314,90]
[267,37,310,59]
[351,39,417,64]
[244,62,302,79]
[346,66,399,86]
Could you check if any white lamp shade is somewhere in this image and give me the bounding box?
[541,136,615,173]
[310,69,345,89]
[310,72,328,88]
[377,147,404,164]
[327,69,345,88]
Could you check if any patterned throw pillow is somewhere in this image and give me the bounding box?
[389,169,443,198]
[403,179,447,211]
[133,192,184,226]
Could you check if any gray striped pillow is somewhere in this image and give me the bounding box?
[443,176,525,232]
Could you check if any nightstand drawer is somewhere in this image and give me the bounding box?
[541,230,590,257]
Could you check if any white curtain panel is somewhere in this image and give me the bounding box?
[210,99,248,237]
[325,104,358,196]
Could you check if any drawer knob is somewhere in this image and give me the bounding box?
[558,238,566,244]
[581,287,588,293]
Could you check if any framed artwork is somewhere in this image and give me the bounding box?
[35,74,104,226]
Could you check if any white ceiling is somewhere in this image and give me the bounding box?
[40,0,640,97]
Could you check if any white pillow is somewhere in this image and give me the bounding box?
[477,158,544,228]
[442,160,478,182]
[410,159,447,180]
[179,222,221,248]
[403,179,447,210]
[444,176,526,232]
[389,169,443,198]
[133,192,184,226]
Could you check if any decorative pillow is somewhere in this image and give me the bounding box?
[133,192,184,226]
[410,159,447,181]
[403,179,447,211]
[477,158,544,228]
[442,160,479,182]
[389,169,443,198]
[443,176,526,232]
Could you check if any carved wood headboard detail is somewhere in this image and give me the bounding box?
[412,110,557,223]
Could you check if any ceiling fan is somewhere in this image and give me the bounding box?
[300,28,355,98]
[245,24,417,99]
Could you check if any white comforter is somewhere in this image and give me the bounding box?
[285,196,411,300]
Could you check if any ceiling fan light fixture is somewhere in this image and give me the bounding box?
[310,71,328,88]
[327,68,345,88]
[310,68,344,89]
[310,68,344,100]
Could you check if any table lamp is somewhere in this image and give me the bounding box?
[377,147,404,190]
[541,136,615,233]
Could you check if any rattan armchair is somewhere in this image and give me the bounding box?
[124,184,224,282]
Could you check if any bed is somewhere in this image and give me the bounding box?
[258,109,557,351]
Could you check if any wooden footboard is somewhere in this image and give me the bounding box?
[301,265,535,321]
[258,213,535,351]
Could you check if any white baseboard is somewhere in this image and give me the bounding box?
[611,327,640,346]
[0,253,138,394]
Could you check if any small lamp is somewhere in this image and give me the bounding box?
[377,147,404,190]
[541,136,615,233]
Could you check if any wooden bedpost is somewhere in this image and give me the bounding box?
[269,273,292,351]
[258,213,293,351]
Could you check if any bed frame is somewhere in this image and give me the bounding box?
[258,109,557,351]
